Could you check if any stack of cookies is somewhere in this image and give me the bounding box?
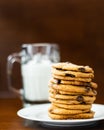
[48,62,98,120]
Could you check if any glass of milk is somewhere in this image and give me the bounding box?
[7,43,60,107]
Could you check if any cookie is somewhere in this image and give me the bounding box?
[50,78,98,89]
[52,62,94,73]
[48,104,89,115]
[52,68,94,78]
[49,82,96,94]
[52,74,92,82]
[48,111,95,120]
[49,92,96,103]
[49,87,97,96]
[52,103,92,110]
[49,96,95,105]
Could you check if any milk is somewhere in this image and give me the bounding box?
[21,58,52,102]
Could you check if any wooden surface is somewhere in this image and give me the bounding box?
[0,98,104,130]
[0,0,104,99]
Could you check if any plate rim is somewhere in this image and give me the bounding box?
[17,103,104,124]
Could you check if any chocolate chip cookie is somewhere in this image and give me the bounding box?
[48,62,98,120]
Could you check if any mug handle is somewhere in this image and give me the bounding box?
[7,53,22,97]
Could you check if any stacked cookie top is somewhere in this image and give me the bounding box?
[48,62,98,120]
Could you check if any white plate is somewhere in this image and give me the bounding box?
[17,103,104,127]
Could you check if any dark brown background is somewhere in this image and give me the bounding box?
[0,0,104,102]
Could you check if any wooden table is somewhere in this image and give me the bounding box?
[0,98,104,130]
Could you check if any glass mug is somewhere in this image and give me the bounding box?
[7,43,60,107]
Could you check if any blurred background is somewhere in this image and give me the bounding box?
[0,0,104,103]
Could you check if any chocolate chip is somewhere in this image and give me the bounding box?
[85,87,91,92]
[78,67,86,72]
[77,95,84,102]
[85,82,91,87]
[81,102,86,105]
[56,68,62,70]
[65,73,75,77]
[57,79,61,84]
